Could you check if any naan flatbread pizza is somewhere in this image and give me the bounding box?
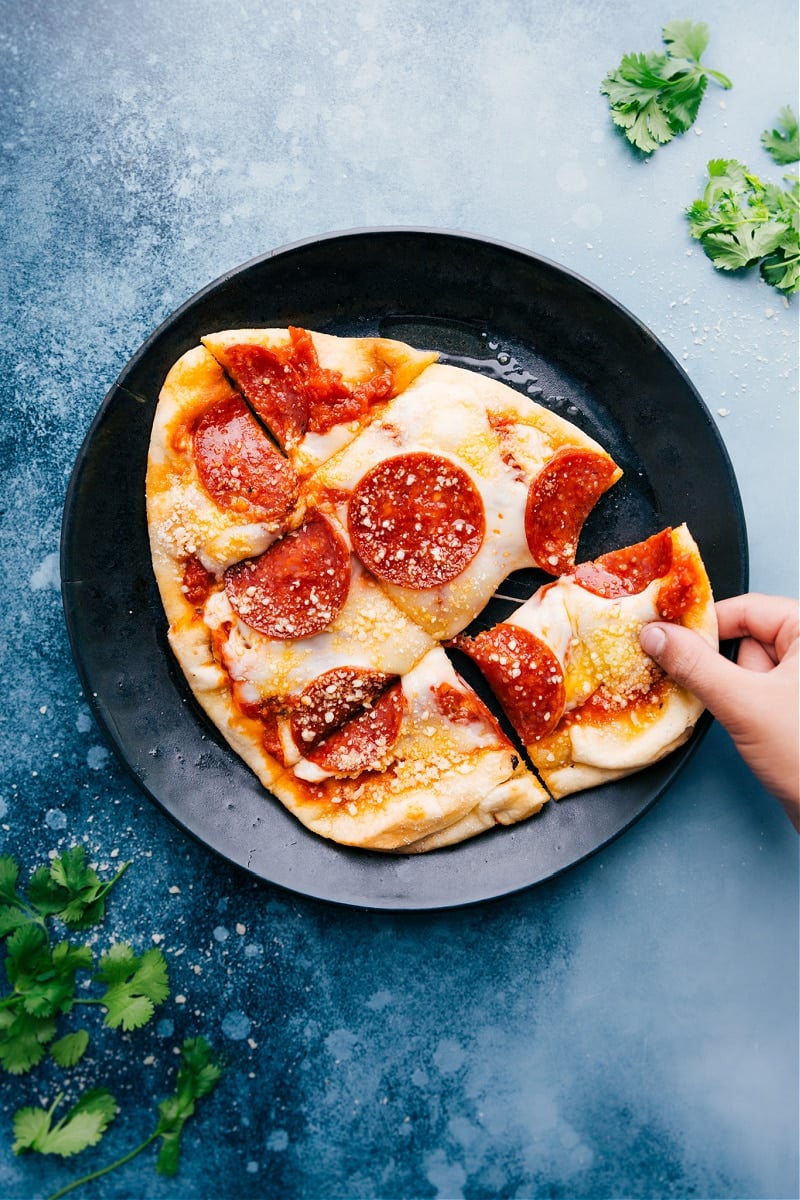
[145,327,717,851]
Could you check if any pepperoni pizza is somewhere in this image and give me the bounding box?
[145,327,717,852]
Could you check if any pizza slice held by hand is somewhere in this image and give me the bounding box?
[452,526,718,798]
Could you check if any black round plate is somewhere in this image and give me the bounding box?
[60,229,748,910]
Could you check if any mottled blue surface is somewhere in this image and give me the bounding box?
[1,2,798,1198]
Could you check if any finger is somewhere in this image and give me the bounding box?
[736,637,778,673]
[639,621,756,729]
[716,593,799,649]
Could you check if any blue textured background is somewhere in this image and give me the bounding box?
[1,2,798,1198]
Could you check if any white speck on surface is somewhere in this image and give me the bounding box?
[45,808,67,830]
[213,925,229,942]
[266,1129,289,1152]
[425,1147,467,1199]
[86,745,109,770]
[222,1010,251,1040]
[30,551,60,591]
[325,1027,358,1060]
[433,1038,466,1075]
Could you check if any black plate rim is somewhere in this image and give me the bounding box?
[60,225,749,911]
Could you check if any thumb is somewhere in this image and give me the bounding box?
[639,622,745,728]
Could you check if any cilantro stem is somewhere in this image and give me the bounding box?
[94,862,131,900]
[45,1132,159,1200]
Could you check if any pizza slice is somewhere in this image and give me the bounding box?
[269,646,549,852]
[200,326,438,475]
[153,503,437,790]
[146,344,302,595]
[451,525,718,798]
[310,362,621,639]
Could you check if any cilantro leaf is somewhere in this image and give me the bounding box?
[13,1089,117,1157]
[1,926,94,1073]
[95,943,169,1030]
[0,1007,57,1074]
[50,1029,90,1068]
[0,854,22,905]
[1,849,129,938]
[154,1037,224,1176]
[761,106,800,165]
[662,17,709,61]
[0,854,41,937]
[36,1038,224,1199]
[687,159,800,292]
[35,847,130,929]
[601,20,731,154]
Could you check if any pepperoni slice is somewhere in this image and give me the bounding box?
[302,681,406,775]
[657,549,705,621]
[574,529,673,598]
[224,513,350,639]
[223,343,309,449]
[289,667,395,752]
[452,625,566,744]
[193,395,298,521]
[348,452,485,589]
[525,447,619,574]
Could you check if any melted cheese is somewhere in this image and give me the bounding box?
[504,526,717,783]
[213,559,435,701]
[312,365,545,638]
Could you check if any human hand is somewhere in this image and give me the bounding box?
[640,593,799,830]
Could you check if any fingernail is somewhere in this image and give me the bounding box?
[640,625,666,657]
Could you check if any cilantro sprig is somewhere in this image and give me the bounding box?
[761,106,800,166]
[0,848,167,1074]
[4,847,225,1198]
[601,19,732,154]
[21,1037,224,1200]
[687,159,800,293]
[13,1089,118,1159]
[0,847,129,936]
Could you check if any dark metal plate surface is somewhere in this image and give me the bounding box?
[60,229,748,910]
